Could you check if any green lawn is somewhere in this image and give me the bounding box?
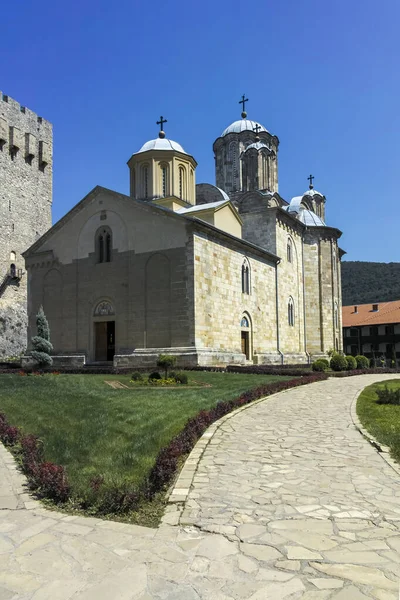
[357,379,400,464]
[0,371,290,515]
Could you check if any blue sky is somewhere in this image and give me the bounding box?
[2,0,399,262]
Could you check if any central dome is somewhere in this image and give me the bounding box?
[137,138,187,154]
[221,119,268,137]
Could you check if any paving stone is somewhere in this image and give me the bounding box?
[309,578,344,589]
[240,542,282,561]
[309,562,398,590]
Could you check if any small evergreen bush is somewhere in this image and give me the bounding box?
[156,354,177,379]
[312,359,329,372]
[345,355,357,370]
[148,371,162,381]
[30,306,53,367]
[131,372,143,382]
[355,355,370,369]
[330,354,348,371]
[376,385,400,405]
[174,371,188,384]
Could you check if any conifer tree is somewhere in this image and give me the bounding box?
[30,306,53,367]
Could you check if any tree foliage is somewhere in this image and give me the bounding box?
[342,261,400,305]
[31,306,53,367]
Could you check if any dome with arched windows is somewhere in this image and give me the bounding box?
[220,119,268,137]
[136,138,188,154]
[243,142,271,153]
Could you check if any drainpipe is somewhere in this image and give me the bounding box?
[275,258,284,364]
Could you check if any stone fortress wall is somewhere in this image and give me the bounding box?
[0,92,52,357]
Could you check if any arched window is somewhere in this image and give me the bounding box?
[288,297,295,326]
[334,301,338,329]
[287,238,293,263]
[142,165,149,198]
[10,251,16,262]
[97,228,112,263]
[10,263,16,278]
[160,164,169,197]
[179,166,186,199]
[241,259,250,294]
[241,316,249,328]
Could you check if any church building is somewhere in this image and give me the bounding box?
[23,99,344,367]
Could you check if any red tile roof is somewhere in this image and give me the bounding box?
[342,300,400,327]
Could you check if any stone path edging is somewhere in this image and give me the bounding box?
[350,382,400,477]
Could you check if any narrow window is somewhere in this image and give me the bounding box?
[105,233,111,262]
[334,302,338,329]
[288,297,295,326]
[241,260,250,294]
[287,238,292,263]
[179,167,185,199]
[144,166,149,198]
[98,235,104,263]
[162,167,167,196]
[10,264,16,277]
[9,199,11,212]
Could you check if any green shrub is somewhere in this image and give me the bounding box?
[131,372,143,382]
[174,372,188,384]
[312,360,329,372]
[355,355,370,369]
[376,385,400,405]
[148,371,162,381]
[156,354,177,379]
[30,306,53,367]
[330,354,348,371]
[345,355,357,370]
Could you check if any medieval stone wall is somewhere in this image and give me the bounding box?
[193,233,278,358]
[0,92,52,357]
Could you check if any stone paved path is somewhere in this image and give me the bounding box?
[1,375,400,599]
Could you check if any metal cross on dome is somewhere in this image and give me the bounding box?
[308,174,315,189]
[253,123,262,135]
[239,95,248,112]
[156,116,167,132]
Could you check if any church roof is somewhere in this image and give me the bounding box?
[221,119,268,137]
[176,200,227,214]
[136,138,187,154]
[298,208,326,227]
[303,188,324,197]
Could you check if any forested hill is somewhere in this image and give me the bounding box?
[341,261,400,306]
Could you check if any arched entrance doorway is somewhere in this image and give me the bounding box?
[240,313,252,360]
[93,301,115,362]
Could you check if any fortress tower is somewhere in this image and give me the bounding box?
[0,92,52,357]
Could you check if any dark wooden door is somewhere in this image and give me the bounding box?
[107,321,115,361]
[95,322,108,361]
[241,331,249,359]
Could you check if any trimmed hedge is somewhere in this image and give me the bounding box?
[345,355,357,370]
[355,355,370,369]
[312,359,329,372]
[330,354,348,372]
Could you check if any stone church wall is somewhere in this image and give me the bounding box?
[193,233,278,360]
[302,231,341,356]
[26,192,195,361]
[274,218,306,359]
[0,92,52,357]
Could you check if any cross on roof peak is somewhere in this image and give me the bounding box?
[239,94,248,118]
[307,174,314,189]
[157,116,167,139]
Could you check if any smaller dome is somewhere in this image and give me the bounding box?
[298,208,326,227]
[137,138,187,154]
[221,119,268,137]
[303,188,324,197]
[243,142,271,153]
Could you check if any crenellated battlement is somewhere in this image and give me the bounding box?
[0,91,52,128]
